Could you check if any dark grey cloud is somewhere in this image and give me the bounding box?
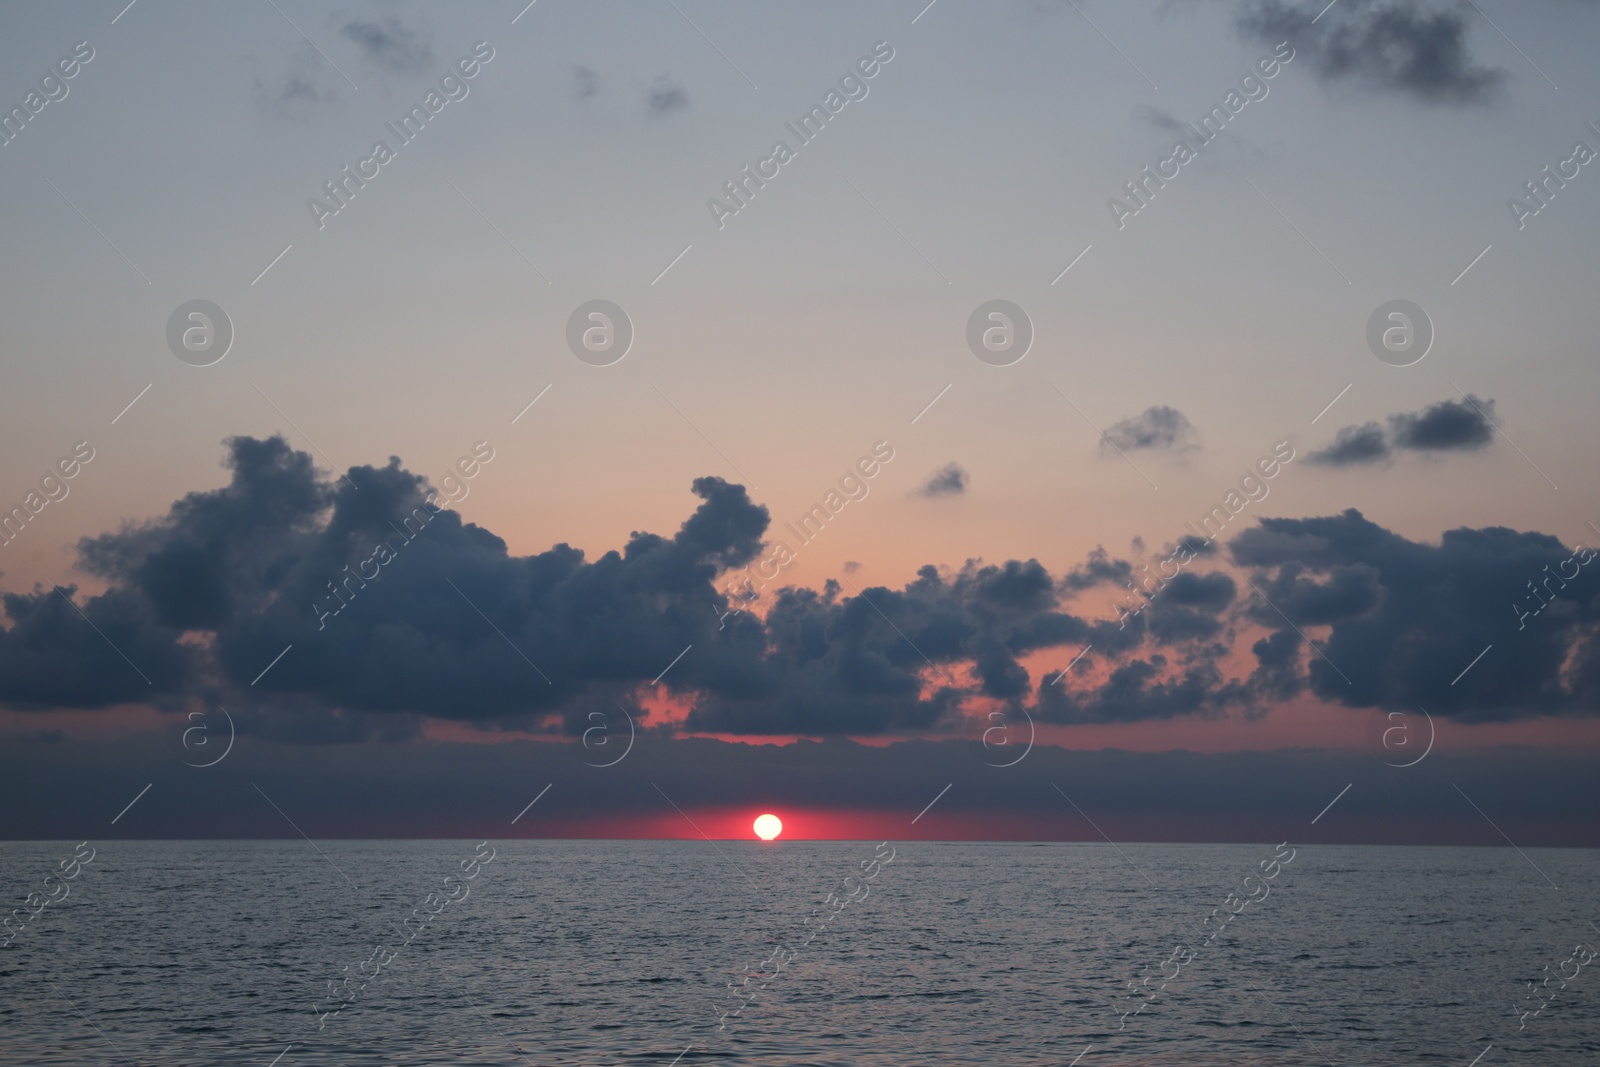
[4,438,1594,740]
[1162,571,1238,612]
[916,462,968,498]
[339,16,433,75]
[58,435,772,731]
[574,66,600,99]
[1232,509,1600,722]
[1307,421,1390,465]
[1101,405,1199,453]
[0,437,1257,737]
[646,76,688,118]
[0,585,192,709]
[1061,546,1134,592]
[1390,394,1495,451]
[1236,0,1504,104]
[1310,396,1496,465]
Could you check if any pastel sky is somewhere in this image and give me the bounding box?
[1,0,1597,842]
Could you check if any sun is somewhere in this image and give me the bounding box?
[752,813,783,841]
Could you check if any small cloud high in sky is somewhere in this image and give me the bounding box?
[915,461,968,497]
[574,65,600,99]
[1101,406,1199,453]
[1310,396,1498,465]
[1235,0,1505,103]
[339,16,434,75]
[645,74,688,118]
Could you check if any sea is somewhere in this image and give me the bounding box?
[1,840,1596,1065]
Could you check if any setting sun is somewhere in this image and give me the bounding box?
[752,813,783,840]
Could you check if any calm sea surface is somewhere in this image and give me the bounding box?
[1,841,1596,1066]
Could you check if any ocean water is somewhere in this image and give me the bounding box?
[1,840,1596,1066]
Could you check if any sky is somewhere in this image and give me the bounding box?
[1,0,1598,843]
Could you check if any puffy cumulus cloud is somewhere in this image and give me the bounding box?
[1162,571,1238,612]
[44,435,771,733]
[0,585,191,709]
[0,438,1261,738]
[1036,654,1244,725]
[1236,0,1503,104]
[1389,394,1495,451]
[915,462,968,498]
[1309,396,1497,466]
[5,438,1595,736]
[1101,405,1199,453]
[1307,422,1390,466]
[695,548,1265,734]
[705,558,1065,728]
[340,17,434,75]
[76,435,332,631]
[1061,546,1136,592]
[1231,509,1600,721]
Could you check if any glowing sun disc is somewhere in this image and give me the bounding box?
[753,813,783,840]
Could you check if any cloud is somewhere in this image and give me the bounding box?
[1101,406,1199,453]
[253,44,341,118]
[1309,396,1497,465]
[339,16,433,74]
[1390,394,1495,451]
[57,435,774,731]
[0,584,192,709]
[646,76,688,118]
[4,438,1595,739]
[1231,509,1600,722]
[1307,421,1390,466]
[277,74,331,106]
[916,463,969,498]
[1061,546,1134,592]
[0,437,1253,737]
[1235,0,1504,104]
[574,66,600,99]
[1058,541,1215,595]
